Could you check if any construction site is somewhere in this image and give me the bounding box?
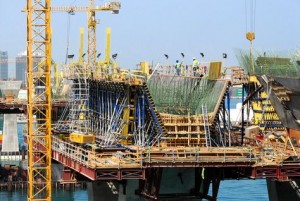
[1,1,300,201]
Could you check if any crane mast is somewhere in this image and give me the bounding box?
[88,0,97,67]
[26,1,120,200]
[26,0,52,200]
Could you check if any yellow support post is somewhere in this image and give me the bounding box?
[79,28,84,64]
[27,0,52,200]
[121,87,136,145]
[105,27,111,65]
[140,61,150,75]
[54,63,59,90]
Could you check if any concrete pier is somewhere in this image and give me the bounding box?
[87,168,201,201]
[267,178,300,201]
[87,181,120,201]
[2,114,19,152]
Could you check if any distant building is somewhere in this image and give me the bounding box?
[16,51,41,87]
[16,53,27,85]
[0,51,8,80]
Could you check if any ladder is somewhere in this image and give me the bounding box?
[202,104,211,147]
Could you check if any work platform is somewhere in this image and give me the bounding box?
[51,135,300,181]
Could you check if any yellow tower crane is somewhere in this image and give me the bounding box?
[52,2,120,144]
[26,0,52,200]
[26,1,120,200]
[51,1,121,68]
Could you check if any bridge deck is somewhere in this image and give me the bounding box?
[51,136,300,180]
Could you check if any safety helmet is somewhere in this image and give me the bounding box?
[176,60,179,63]
[193,57,196,60]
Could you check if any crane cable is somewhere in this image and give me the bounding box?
[245,0,256,72]
[64,0,77,64]
[245,0,256,33]
[65,13,71,64]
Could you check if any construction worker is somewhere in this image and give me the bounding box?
[175,60,181,75]
[192,57,199,77]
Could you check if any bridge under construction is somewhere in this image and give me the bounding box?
[30,61,300,200]
[1,0,296,201]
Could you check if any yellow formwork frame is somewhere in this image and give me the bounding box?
[27,0,52,200]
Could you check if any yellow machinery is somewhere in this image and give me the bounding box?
[27,0,52,200]
[69,133,95,144]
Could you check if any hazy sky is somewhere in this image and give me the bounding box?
[1,0,300,78]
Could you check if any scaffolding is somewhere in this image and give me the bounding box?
[89,79,165,147]
[67,64,90,134]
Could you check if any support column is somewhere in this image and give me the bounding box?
[138,168,196,200]
[267,178,300,201]
[192,167,203,196]
[152,168,163,198]
[2,114,19,152]
[201,168,222,201]
[87,181,119,201]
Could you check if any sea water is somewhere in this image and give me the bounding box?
[0,179,268,200]
[0,189,88,201]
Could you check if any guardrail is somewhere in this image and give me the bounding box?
[51,136,263,169]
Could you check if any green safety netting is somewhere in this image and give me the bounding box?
[147,75,226,115]
[236,49,300,77]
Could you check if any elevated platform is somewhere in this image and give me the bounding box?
[50,135,300,181]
